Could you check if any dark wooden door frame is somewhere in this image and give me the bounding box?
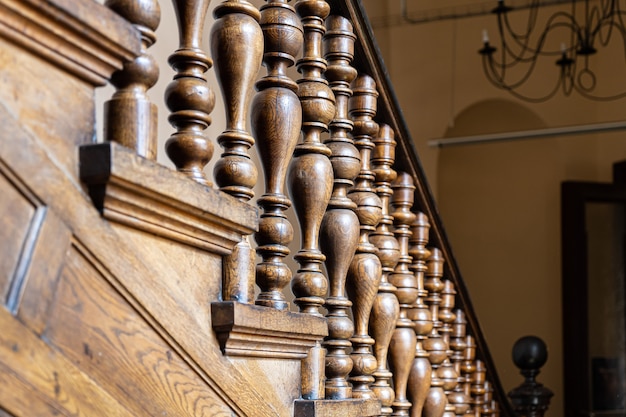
[562,161,626,417]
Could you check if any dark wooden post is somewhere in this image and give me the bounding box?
[508,336,553,417]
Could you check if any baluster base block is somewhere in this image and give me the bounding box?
[211,301,327,359]
[294,398,381,417]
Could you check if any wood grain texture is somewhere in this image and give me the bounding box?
[44,243,234,416]
[16,208,71,334]
[80,142,257,255]
[0,161,40,303]
[0,0,139,85]
[211,301,328,359]
[0,96,291,417]
[294,398,381,417]
[0,307,134,416]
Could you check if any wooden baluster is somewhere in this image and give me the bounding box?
[165,0,215,185]
[462,336,477,417]
[252,0,303,310]
[369,124,400,415]
[288,0,334,316]
[211,0,262,200]
[407,213,433,417]
[320,14,360,400]
[471,360,487,417]
[448,309,471,417]
[289,0,334,400]
[346,74,382,400]
[423,248,449,417]
[482,381,496,417]
[438,280,459,417]
[388,172,417,417]
[211,0,263,303]
[105,0,160,159]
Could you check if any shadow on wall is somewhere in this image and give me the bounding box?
[437,98,565,417]
[444,98,547,138]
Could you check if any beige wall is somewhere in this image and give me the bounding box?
[364,1,626,416]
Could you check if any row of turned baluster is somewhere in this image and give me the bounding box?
[103,0,500,416]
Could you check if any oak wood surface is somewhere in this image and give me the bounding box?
[0,0,518,415]
[0,63,297,417]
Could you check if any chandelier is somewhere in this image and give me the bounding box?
[480,0,626,102]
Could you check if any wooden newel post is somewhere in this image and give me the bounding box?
[508,336,553,417]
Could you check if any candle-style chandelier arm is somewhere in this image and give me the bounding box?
[480,0,626,102]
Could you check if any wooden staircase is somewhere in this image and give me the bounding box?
[0,0,551,416]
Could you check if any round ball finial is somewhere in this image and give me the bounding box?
[512,335,548,372]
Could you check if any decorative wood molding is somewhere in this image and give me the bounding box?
[80,143,257,256]
[0,0,140,85]
[211,301,328,359]
[293,398,381,417]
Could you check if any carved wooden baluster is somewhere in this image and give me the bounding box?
[346,74,382,400]
[212,0,262,200]
[462,336,478,417]
[320,14,360,400]
[407,212,433,417]
[252,0,303,310]
[165,0,215,185]
[448,309,471,417]
[105,0,160,159]
[438,280,459,417]
[287,0,334,316]
[423,248,449,417]
[471,360,487,417]
[369,124,400,415]
[211,0,263,303]
[388,172,417,417]
[482,381,497,417]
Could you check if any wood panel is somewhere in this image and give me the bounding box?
[16,208,71,334]
[0,307,133,416]
[0,103,293,417]
[43,242,234,417]
[0,160,40,303]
